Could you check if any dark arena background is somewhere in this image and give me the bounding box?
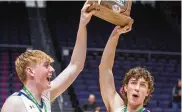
[0,1,181,112]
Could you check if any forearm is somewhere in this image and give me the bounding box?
[99,34,120,95]
[99,35,120,69]
[50,24,87,98]
[50,1,96,101]
[99,69,116,109]
[50,64,81,100]
[70,23,87,70]
[50,24,88,100]
[99,34,120,110]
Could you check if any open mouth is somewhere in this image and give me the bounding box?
[132,94,139,98]
[47,77,50,81]
[47,76,51,83]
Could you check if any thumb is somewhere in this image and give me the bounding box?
[90,10,96,15]
[87,10,96,17]
[82,4,91,12]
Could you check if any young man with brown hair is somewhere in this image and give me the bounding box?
[99,26,154,112]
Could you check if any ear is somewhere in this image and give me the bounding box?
[25,67,35,77]
[124,84,128,92]
[146,89,150,97]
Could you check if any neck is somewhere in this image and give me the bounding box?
[127,103,143,112]
[24,81,43,104]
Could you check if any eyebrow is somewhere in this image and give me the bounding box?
[44,62,50,65]
[130,79,137,81]
[130,80,147,84]
[140,82,147,84]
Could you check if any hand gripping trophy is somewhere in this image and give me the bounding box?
[87,0,134,27]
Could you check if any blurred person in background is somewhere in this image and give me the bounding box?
[172,79,181,109]
[82,94,100,112]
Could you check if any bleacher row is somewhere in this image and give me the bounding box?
[0,50,24,107]
[0,2,29,108]
[46,1,180,52]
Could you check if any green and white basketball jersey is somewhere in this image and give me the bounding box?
[17,89,51,112]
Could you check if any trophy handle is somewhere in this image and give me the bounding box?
[122,0,132,16]
[86,0,134,27]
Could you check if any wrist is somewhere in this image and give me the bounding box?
[110,35,120,40]
[79,22,87,28]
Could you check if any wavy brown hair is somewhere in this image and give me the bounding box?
[120,67,154,105]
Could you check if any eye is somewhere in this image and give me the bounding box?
[131,81,137,85]
[44,64,49,68]
[141,83,146,87]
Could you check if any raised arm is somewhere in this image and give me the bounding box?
[99,26,131,112]
[50,1,95,101]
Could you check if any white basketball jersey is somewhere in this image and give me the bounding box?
[17,89,51,112]
[115,106,125,112]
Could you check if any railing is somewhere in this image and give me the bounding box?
[62,47,181,60]
[0,44,32,49]
[62,47,181,55]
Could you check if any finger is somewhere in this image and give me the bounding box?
[84,0,89,5]
[90,10,96,15]
[82,4,91,11]
[85,10,96,18]
[126,25,132,31]
[125,27,132,33]
[124,25,129,30]
[118,26,128,34]
[128,26,132,31]
[123,26,130,32]
[116,26,121,28]
[118,26,126,32]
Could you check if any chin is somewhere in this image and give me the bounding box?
[129,100,140,106]
[47,85,51,89]
[46,84,51,89]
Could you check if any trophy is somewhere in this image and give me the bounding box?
[87,0,134,27]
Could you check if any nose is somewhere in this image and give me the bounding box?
[49,65,55,73]
[135,83,140,92]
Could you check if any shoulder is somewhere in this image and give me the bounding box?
[1,93,25,112]
[143,108,151,112]
[4,92,23,105]
[113,105,126,112]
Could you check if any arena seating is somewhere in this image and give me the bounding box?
[46,1,180,52]
[0,2,31,45]
[64,52,180,112]
[0,2,28,108]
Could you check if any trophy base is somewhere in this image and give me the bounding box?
[87,2,134,27]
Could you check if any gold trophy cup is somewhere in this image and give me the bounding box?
[87,0,134,27]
